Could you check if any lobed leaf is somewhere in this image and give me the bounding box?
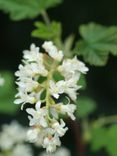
[0,0,63,20]
[74,23,117,66]
[32,21,61,40]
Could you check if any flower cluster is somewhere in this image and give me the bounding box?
[39,147,71,156]
[0,74,4,86]
[0,121,33,156]
[14,41,88,152]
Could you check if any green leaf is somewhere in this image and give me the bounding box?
[75,40,109,66]
[91,124,117,156]
[78,74,87,90]
[76,96,97,118]
[106,125,117,156]
[0,71,18,114]
[53,71,64,82]
[32,21,61,40]
[91,127,107,151]
[74,23,117,66]
[0,0,63,20]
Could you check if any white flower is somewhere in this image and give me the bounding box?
[63,78,81,101]
[0,121,27,150]
[49,79,81,101]
[27,119,67,152]
[15,63,48,80]
[16,78,39,93]
[52,119,68,137]
[27,127,46,146]
[42,41,63,61]
[15,64,34,79]
[0,75,4,86]
[39,147,71,156]
[50,103,76,120]
[58,103,76,120]
[11,144,33,156]
[26,102,48,127]
[58,56,89,79]
[49,80,65,99]
[14,91,37,106]
[23,43,42,63]
[27,128,39,143]
[22,44,48,76]
[43,134,61,153]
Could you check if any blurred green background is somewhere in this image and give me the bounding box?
[0,0,117,155]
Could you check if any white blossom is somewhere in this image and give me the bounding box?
[49,79,81,101]
[43,134,61,153]
[39,147,71,156]
[52,119,68,137]
[23,43,42,63]
[57,103,76,120]
[14,91,37,106]
[42,41,63,61]
[58,56,89,80]
[0,121,27,150]
[15,63,48,80]
[26,102,48,127]
[49,80,65,99]
[27,128,39,143]
[11,144,33,156]
[26,117,68,151]
[16,78,39,93]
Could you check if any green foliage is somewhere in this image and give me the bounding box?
[91,127,107,151]
[32,21,61,40]
[106,125,117,156]
[53,71,64,82]
[0,71,18,114]
[0,0,63,20]
[78,75,87,90]
[76,96,97,118]
[74,23,117,66]
[91,124,117,156]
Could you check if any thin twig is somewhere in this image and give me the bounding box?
[92,115,117,127]
[41,10,50,26]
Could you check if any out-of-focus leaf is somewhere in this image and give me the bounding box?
[74,23,117,66]
[76,96,97,118]
[91,124,117,156]
[0,71,18,114]
[106,125,117,156]
[78,75,87,90]
[32,21,61,40]
[0,0,63,20]
[91,127,107,151]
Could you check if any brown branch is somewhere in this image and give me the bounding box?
[69,119,86,156]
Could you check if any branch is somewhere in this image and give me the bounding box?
[69,119,86,156]
[92,115,117,127]
[41,10,50,26]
